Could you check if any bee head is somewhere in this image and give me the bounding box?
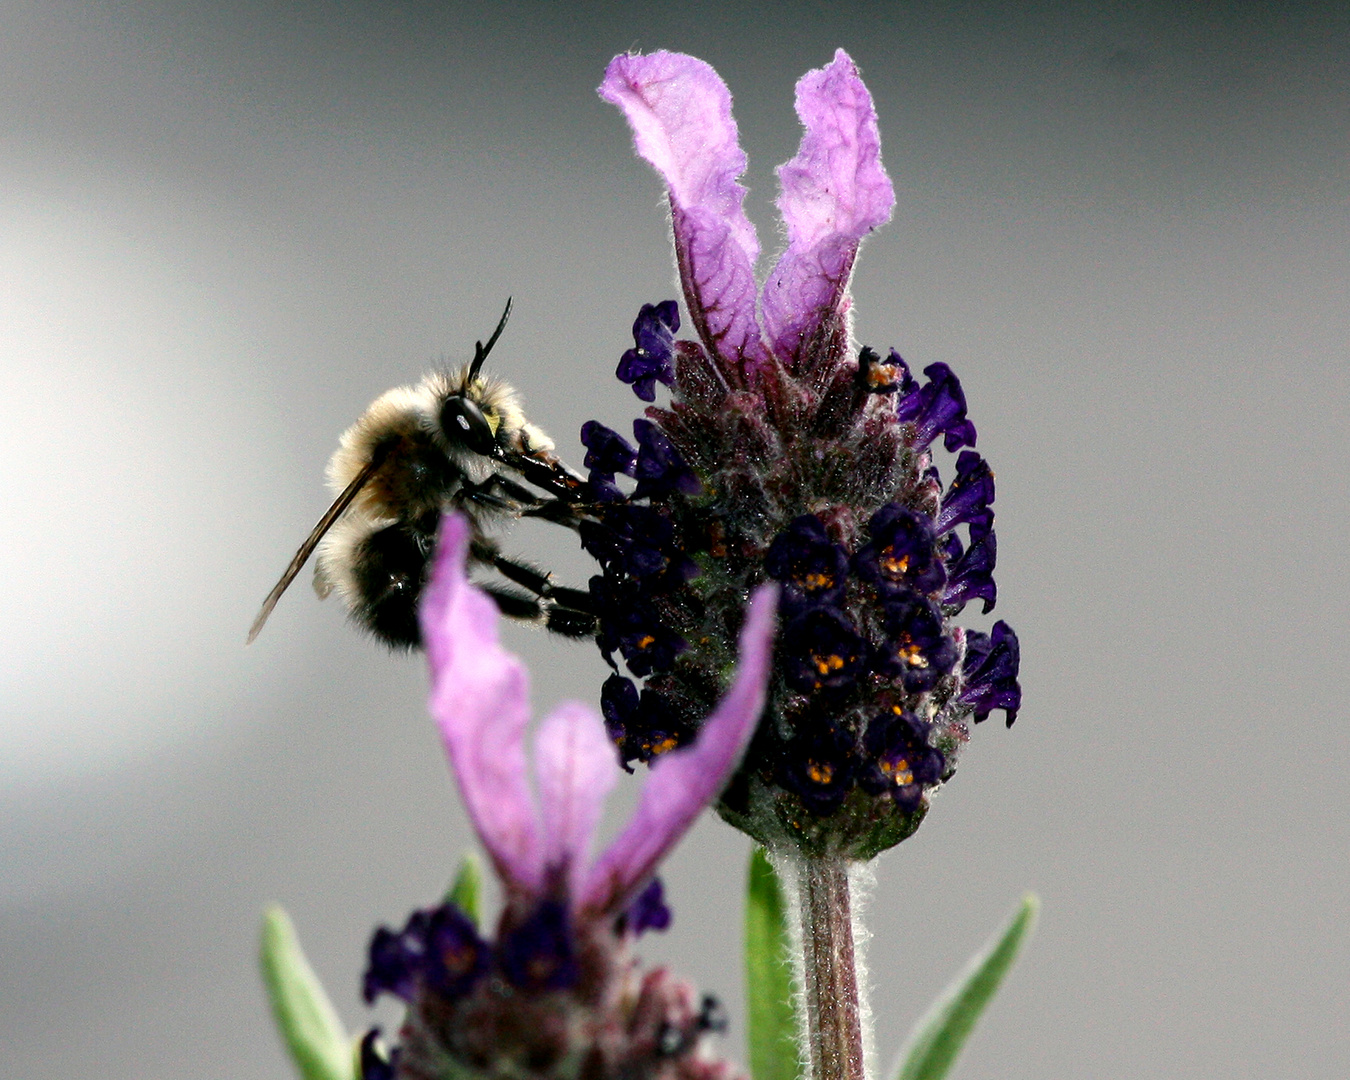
[438,297,514,456]
[440,392,498,455]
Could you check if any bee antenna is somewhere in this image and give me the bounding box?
[469,297,512,379]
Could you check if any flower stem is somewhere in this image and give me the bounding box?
[794,854,866,1080]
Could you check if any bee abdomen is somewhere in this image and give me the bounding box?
[350,519,438,649]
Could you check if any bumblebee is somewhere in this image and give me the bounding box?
[248,301,595,649]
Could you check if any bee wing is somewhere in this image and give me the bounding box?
[246,457,381,644]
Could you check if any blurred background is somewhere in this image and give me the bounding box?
[2,1,1347,1077]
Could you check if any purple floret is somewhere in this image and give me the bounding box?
[616,300,680,401]
[498,901,579,992]
[632,419,701,499]
[601,673,690,769]
[852,503,947,598]
[935,451,995,536]
[896,362,978,453]
[960,620,1022,726]
[362,902,487,1006]
[942,528,998,614]
[859,710,945,811]
[777,725,858,816]
[590,575,687,677]
[766,514,851,610]
[779,606,868,694]
[875,591,958,693]
[620,877,673,936]
[580,420,638,476]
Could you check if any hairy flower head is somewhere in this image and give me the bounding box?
[580,50,1022,859]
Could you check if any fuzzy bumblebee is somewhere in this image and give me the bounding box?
[249,301,594,649]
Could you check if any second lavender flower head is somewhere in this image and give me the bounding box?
[360,514,778,1080]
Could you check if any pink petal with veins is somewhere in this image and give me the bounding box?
[421,515,543,895]
[600,51,767,375]
[533,700,620,898]
[762,49,894,370]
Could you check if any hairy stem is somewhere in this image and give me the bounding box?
[794,854,866,1080]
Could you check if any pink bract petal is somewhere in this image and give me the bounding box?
[421,515,543,895]
[579,585,779,916]
[762,49,895,370]
[533,700,620,898]
[600,51,767,375]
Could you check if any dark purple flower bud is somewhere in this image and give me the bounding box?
[876,592,958,692]
[697,994,729,1035]
[960,620,1022,726]
[362,925,418,1005]
[777,725,857,816]
[422,903,491,998]
[601,673,640,745]
[619,876,673,936]
[896,362,978,453]
[853,503,947,598]
[935,451,995,536]
[585,472,629,503]
[601,672,690,768]
[582,506,699,592]
[617,621,687,678]
[765,514,850,610]
[580,420,638,476]
[633,420,702,499]
[590,575,687,677]
[859,709,945,811]
[942,528,998,614]
[621,510,699,586]
[498,901,580,992]
[362,903,487,1005]
[780,607,868,694]
[617,300,680,401]
[358,1029,399,1080]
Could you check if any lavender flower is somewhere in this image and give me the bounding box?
[580,49,1022,860]
[360,513,777,1080]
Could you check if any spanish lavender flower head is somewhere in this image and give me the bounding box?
[359,514,777,1080]
[581,49,1022,860]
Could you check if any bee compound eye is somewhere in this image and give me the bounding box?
[439,395,496,454]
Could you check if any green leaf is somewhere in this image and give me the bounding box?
[892,893,1040,1080]
[745,847,801,1080]
[260,905,355,1080]
[446,851,484,930]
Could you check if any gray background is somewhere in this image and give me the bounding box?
[2,2,1347,1077]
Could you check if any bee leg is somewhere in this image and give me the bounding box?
[480,583,544,621]
[479,472,548,506]
[520,497,587,529]
[484,550,596,613]
[478,582,596,639]
[543,605,598,638]
[461,466,589,524]
[482,549,550,595]
[469,540,597,638]
[500,451,588,502]
[458,478,533,513]
[459,489,516,513]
